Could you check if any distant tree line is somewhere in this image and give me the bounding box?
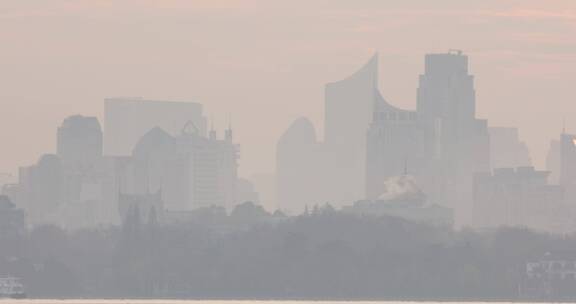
[1,199,576,300]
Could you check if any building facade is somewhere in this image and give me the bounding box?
[104,97,207,156]
[365,51,490,225]
[7,115,122,229]
[277,51,490,224]
[489,127,532,169]
[366,92,422,199]
[560,132,576,186]
[473,167,571,233]
[124,122,239,212]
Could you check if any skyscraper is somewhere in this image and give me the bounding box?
[366,92,422,199]
[417,50,488,164]
[546,140,561,184]
[323,54,380,204]
[560,132,576,186]
[126,122,239,212]
[277,51,490,224]
[325,54,378,149]
[57,115,103,165]
[276,117,322,213]
[416,50,490,224]
[12,115,120,228]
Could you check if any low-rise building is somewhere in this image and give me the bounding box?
[473,167,572,233]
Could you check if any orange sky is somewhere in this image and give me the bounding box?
[1,0,575,179]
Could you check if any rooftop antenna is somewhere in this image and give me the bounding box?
[209,113,217,139]
[404,157,408,175]
[225,113,233,142]
[227,113,232,130]
[448,49,463,55]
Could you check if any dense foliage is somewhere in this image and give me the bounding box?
[1,202,574,300]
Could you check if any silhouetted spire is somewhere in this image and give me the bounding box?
[225,114,233,142]
[209,114,217,140]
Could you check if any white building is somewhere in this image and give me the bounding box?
[124,122,239,212]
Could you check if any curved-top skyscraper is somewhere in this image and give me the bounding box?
[325,53,378,149]
[323,54,380,204]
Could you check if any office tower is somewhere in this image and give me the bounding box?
[104,98,207,156]
[12,115,119,229]
[473,167,569,233]
[323,54,380,204]
[366,92,422,199]
[416,50,489,167]
[129,126,176,196]
[276,117,322,213]
[489,127,531,169]
[277,54,384,210]
[277,51,489,223]
[416,50,490,224]
[127,122,238,213]
[546,140,561,184]
[325,54,378,149]
[57,115,103,165]
[560,132,576,186]
[169,122,238,210]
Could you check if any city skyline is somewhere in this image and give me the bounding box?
[2,48,576,229]
[4,1,576,300]
[1,0,576,178]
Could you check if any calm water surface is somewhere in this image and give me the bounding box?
[0,301,540,304]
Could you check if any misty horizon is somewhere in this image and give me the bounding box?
[2,1,576,301]
[1,0,576,178]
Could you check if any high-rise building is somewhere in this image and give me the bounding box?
[276,117,323,213]
[325,54,378,148]
[489,127,531,169]
[416,50,490,165]
[128,126,176,196]
[546,140,561,184]
[11,115,122,229]
[560,133,576,186]
[366,93,422,199]
[277,51,489,224]
[57,115,103,165]
[323,54,380,204]
[365,51,489,224]
[416,50,490,224]
[56,115,120,229]
[126,122,239,212]
[104,98,207,156]
[473,167,570,233]
[20,154,63,225]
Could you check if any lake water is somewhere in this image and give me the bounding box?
[0,301,540,304]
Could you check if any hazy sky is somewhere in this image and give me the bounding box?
[1,0,575,179]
